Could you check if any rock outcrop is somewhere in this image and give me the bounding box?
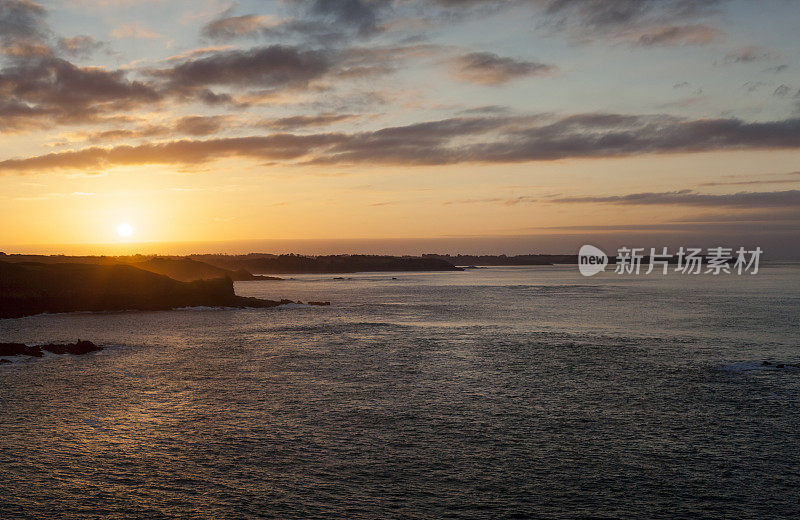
[0,340,102,357]
[0,261,284,318]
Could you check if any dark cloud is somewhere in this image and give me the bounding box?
[0,56,162,130]
[450,52,556,85]
[264,0,393,44]
[552,189,800,207]
[3,113,800,172]
[201,14,270,41]
[0,0,48,56]
[149,45,333,91]
[306,0,391,36]
[144,43,413,106]
[310,114,800,165]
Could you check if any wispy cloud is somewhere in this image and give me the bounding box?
[110,22,161,40]
[449,52,556,85]
[3,113,800,172]
[553,189,800,208]
[201,14,275,41]
[631,24,721,46]
[725,45,776,63]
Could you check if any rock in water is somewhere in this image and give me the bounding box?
[0,342,43,357]
[0,340,102,357]
[40,340,102,355]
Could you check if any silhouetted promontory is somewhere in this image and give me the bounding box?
[0,261,285,318]
[131,257,281,282]
[0,254,280,282]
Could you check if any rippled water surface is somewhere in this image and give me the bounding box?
[1,266,799,519]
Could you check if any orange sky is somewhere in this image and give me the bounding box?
[1,0,799,256]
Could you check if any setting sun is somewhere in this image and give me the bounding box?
[116,223,134,239]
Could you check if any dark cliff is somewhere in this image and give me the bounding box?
[0,261,282,318]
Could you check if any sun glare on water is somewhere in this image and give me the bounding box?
[116,223,134,239]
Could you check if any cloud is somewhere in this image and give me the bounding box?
[148,45,333,91]
[4,113,800,172]
[144,43,425,106]
[264,113,357,130]
[763,64,789,74]
[725,45,775,63]
[444,195,538,205]
[773,84,791,97]
[0,56,162,130]
[305,0,391,36]
[57,35,106,58]
[163,45,235,62]
[0,134,344,173]
[552,189,800,208]
[173,115,229,136]
[110,22,161,40]
[308,113,800,166]
[0,0,50,57]
[671,208,800,223]
[449,52,556,85]
[632,24,721,46]
[201,14,272,41]
[529,0,726,31]
[494,0,729,44]
[73,116,230,143]
[698,177,800,187]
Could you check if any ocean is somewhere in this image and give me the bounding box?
[1,265,799,519]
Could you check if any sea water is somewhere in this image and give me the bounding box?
[1,265,799,519]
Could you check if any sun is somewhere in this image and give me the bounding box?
[116,222,134,239]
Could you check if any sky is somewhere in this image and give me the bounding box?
[0,0,799,257]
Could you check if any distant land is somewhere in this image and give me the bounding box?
[0,251,756,319]
[0,253,466,276]
[422,254,578,266]
[0,253,468,318]
[190,254,463,274]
